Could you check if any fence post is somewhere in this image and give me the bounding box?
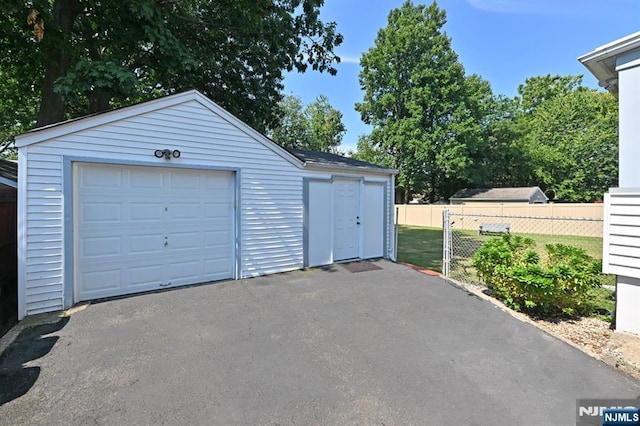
[443,209,451,276]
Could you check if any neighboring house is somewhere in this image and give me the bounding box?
[0,158,18,189]
[449,186,548,205]
[580,31,640,336]
[15,90,397,320]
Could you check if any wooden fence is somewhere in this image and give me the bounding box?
[396,203,604,235]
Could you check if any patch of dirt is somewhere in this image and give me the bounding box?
[453,279,640,380]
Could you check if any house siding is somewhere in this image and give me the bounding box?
[603,190,640,279]
[19,99,303,317]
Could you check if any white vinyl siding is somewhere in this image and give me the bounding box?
[19,99,303,317]
[603,190,640,279]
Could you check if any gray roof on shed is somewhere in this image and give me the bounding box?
[289,148,397,174]
[450,186,548,202]
[0,158,18,187]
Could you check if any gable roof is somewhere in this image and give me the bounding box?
[578,31,640,95]
[0,159,18,188]
[450,187,547,202]
[14,90,304,169]
[289,148,397,174]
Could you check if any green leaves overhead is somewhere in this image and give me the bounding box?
[356,1,488,203]
[354,1,618,203]
[0,0,343,153]
[520,83,618,202]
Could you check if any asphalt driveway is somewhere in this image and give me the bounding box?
[1,260,639,425]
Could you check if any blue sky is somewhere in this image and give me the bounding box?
[283,0,640,151]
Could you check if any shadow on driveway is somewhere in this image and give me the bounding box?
[0,317,69,405]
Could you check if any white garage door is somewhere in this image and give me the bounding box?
[74,163,235,301]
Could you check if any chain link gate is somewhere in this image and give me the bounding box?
[442,209,605,285]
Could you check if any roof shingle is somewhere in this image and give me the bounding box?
[288,148,396,173]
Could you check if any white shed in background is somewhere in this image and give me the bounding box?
[580,32,640,335]
[15,90,397,319]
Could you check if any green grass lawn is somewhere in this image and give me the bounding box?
[452,229,604,260]
[397,225,608,273]
[396,224,615,320]
[397,225,443,272]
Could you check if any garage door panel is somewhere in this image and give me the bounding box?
[203,266,234,282]
[80,236,122,258]
[167,202,201,220]
[80,166,123,188]
[128,264,164,288]
[167,231,202,250]
[168,171,201,189]
[81,202,123,223]
[81,269,121,293]
[129,202,164,221]
[204,230,233,247]
[129,168,164,189]
[129,234,165,255]
[75,163,235,302]
[166,260,200,280]
[204,203,232,218]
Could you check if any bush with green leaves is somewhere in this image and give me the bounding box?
[472,234,603,317]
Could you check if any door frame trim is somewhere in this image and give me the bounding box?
[63,156,240,308]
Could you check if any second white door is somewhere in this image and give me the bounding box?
[333,179,360,261]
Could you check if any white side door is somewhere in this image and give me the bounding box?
[333,179,360,261]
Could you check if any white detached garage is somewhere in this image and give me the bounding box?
[16,90,397,319]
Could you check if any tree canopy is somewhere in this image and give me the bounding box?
[353,2,618,203]
[0,0,343,155]
[355,1,489,203]
[518,80,618,202]
[269,94,345,152]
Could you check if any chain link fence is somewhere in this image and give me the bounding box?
[442,209,605,285]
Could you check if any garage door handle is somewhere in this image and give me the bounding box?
[164,241,168,247]
[356,221,361,225]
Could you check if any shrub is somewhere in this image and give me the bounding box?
[472,235,603,317]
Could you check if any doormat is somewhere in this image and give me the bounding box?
[340,261,382,273]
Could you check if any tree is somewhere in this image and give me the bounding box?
[520,88,618,202]
[0,0,343,153]
[475,94,532,188]
[269,95,310,150]
[352,134,394,168]
[305,95,346,152]
[355,1,486,203]
[517,74,582,112]
[269,94,345,152]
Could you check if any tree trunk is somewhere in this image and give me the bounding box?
[88,89,112,114]
[35,0,80,127]
[428,174,437,203]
